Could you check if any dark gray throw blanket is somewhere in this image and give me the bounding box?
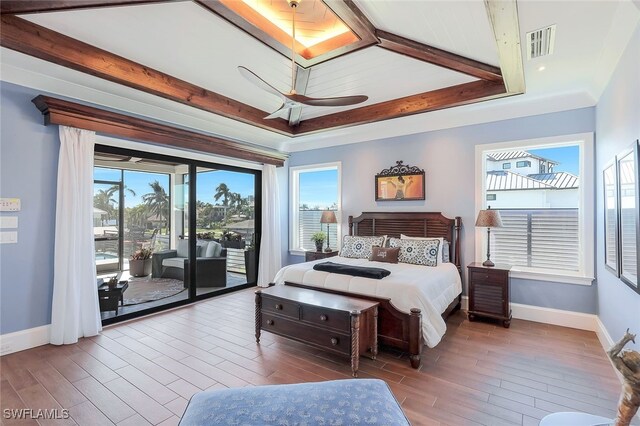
[313,261,391,279]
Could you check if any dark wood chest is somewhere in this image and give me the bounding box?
[255,286,378,377]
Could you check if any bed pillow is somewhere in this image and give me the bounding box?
[340,235,385,259]
[401,234,449,264]
[389,237,440,266]
[442,240,450,263]
[370,247,400,264]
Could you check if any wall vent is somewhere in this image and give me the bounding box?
[526,25,556,59]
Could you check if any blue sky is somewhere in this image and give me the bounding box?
[94,167,255,208]
[528,145,580,175]
[299,169,338,209]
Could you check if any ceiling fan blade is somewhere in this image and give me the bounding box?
[264,103,294,119]
[238,66,286,100]
[286,93,369,107]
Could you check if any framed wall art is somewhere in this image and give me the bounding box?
[603,160,619,276]
[616,141,640,293]
[375,161,425,201]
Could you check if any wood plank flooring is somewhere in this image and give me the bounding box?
[0,288,632,425]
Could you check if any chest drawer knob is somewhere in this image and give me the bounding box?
[330,337,339,346]
[320,314,328,321]
[266,319,274,325]
[275,304,283,310]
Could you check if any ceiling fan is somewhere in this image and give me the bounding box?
[238,0,368,120]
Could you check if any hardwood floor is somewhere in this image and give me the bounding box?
[0,288,631,425]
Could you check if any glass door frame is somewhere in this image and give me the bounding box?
[97,144,262,326]
[93,177,124,272]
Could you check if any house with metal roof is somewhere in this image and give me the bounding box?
[485,151,579,209]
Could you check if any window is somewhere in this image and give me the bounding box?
[540,163,546,174]
[290,163,341,254]
[502,163,511,169]
[476,133,594,284]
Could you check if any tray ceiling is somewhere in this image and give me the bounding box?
[1,0,635,155]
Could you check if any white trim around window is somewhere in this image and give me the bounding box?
[289,162,342,256]
[474,133,595,286]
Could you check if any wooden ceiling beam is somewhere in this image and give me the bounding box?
[0,0,175,15]
[324,0,378,44]
[376,30,503,82]
[293,80,507,134]
[32,95,287,166]
[0,14,293,135]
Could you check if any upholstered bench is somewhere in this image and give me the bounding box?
[179,379,410,426]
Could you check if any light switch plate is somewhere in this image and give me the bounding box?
[0,231,18,244]
[0,198,20,212]
[0,217,18,229]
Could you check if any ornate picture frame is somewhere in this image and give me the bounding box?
[375,161,425,201]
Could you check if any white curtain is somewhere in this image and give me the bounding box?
[50,126,102,345]
[257,164,282,287]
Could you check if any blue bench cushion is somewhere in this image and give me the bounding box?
[179,379,410,426]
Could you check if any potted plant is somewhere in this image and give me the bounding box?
[221,231,245,249]
[129,248,152,277]
[311,232,326,252]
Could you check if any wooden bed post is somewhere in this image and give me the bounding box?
[255,290,262,343]
[409,308,422,368]
[454,216,462,271]
[348,215,354,236]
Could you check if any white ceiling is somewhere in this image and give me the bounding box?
[1,0,637,155]
[354,0,501,66]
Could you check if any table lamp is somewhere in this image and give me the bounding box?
[320,210,337,252]
[475,206,503,267]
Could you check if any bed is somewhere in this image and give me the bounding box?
[275,211,462,368]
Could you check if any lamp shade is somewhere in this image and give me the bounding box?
[475,208,503,228]
[320,210,337,224]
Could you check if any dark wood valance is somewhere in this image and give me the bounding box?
[31,95,287,167]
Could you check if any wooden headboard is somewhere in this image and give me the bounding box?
[348,212,462,270]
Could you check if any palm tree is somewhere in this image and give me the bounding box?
[142,180,169,233]
[214,183,231,206]
[109,183,136,198]
[94,189,117,221]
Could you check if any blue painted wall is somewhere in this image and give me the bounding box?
[286,107,598,313]
[0,82,59,334]
[595,26,640,349]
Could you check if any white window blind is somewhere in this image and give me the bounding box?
[297,210,339,251]
[491,209,579,272]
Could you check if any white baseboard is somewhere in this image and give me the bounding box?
[595,316,615,350]
[0,325,50,356]
[461,296,598,331]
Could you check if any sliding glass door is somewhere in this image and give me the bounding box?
[93,148,260,324]
[193,167,257,296]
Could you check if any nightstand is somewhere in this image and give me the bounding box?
[467,262,512,328]
[305,250,339,262]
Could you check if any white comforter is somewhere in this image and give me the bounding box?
[273,256,462,348]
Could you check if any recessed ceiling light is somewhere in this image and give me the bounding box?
[538,65,546,71]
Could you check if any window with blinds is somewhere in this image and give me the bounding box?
[290,163,341,253]
[491,209,580,272]
[483,144,583,275]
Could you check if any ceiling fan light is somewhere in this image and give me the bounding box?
[287,0,300,8]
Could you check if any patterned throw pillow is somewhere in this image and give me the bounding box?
[389,237,440,266]
[340,235,385,259]
[370,247,400,264]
